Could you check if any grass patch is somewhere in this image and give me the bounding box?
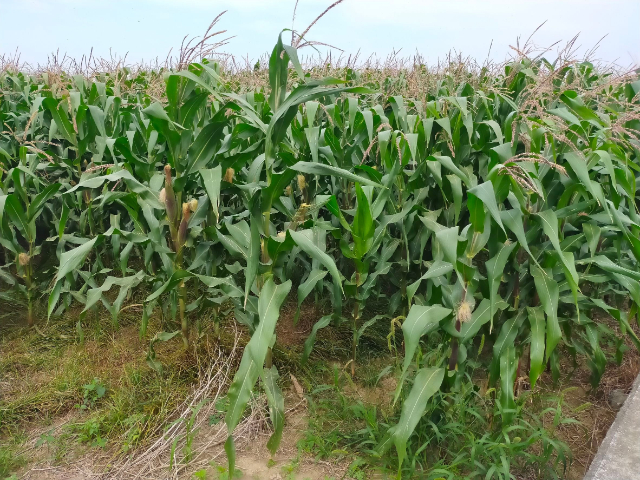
[0,310,236,466]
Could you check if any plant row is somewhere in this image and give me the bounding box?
[2,33,640,475]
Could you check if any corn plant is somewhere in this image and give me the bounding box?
[2,27,640,477]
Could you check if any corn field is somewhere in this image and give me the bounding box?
[2,30,640,477]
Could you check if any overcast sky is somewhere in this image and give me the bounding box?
[1,0,639,68]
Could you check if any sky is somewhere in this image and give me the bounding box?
[1,0,639,69]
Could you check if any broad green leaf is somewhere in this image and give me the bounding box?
[225,278,291,471]
[579,255,640,282]
[527,306,545,388]
[460,299,494,341]
[396,304,451,402]
[493,309,526,360]
[289,229,343,299]
[291,162,382,188]
[537,210,579,288]
[406,260,453,305]
[481,120,504,144]
[486,241,517,332]
[244,208,261,307]
[200,167,222,222]
[430,155,469,184]
[56,237,100,282]
[262,366,285,455]
[446,174,462,224]
[351,183,375,258]
[468,181,506,233]
[265,81,372,171]
[532,267,561,361]
[146,271,240,302]
[42,97,77,146]
[27,183,61,222]
[88,105,107,138]
[391,367,444,468]
[185,120,229,174]
[4,194,31,241]
[583,222,601,257]
[67,170,163,209]
[499,346,517,424]
[499,209,538,265]
[301,314,332,364]
[564,152,605,207]
[435,227,459,266]
[305,126,320,163]
[296,269,327,323]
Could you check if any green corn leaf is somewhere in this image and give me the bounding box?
[0,195,7,226]
[169,70,223,103]
[493,309,526,360]
[141,101,174,124]
[88,105,107,138]
[460,299,496,341]
[146,271,240,303]
[430,155,469,185]
[500,209,539,266]
[351,183,375,258]
[446,174,462,224]
[486,241,517,332]
[396,304,451,403]
[48,236,102,317]
[435,227,459,266]
[548,107,581,128]
[527,306,546,388]
[406,260,454,305]
[296,269,327,323]
[301,314,332,364]
[244,206,261,307]
[499,346,517,424]
[4,194,32,242]
[590,298,640,350]
[481,120,504,144]
[67,170,164,209]
[564,152,605,207]
[262,366,285,455]
[83,271,145,313]
[465,214,492,259]
[391,367,444,469]
[435,117,452,138]
[468,181,506,233]
[200,167,222,223]
[27,183,61,222]
[225,278,291,472]
[58,203,70,238]
[467,190,486,233]
[356,315,385,343]
[185,118,231,175]
[531,267,561,361]
[305,127,320,163]
[291,162,382,188]
[42,97,77,146]
[582,222,601,257]
[289,228,343,299]
[56,237,101,282]
[579,255,640,282]
[268,33,289,112]
[536,210,579,288]
[217,231,248,259]
[265,81,371,171]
